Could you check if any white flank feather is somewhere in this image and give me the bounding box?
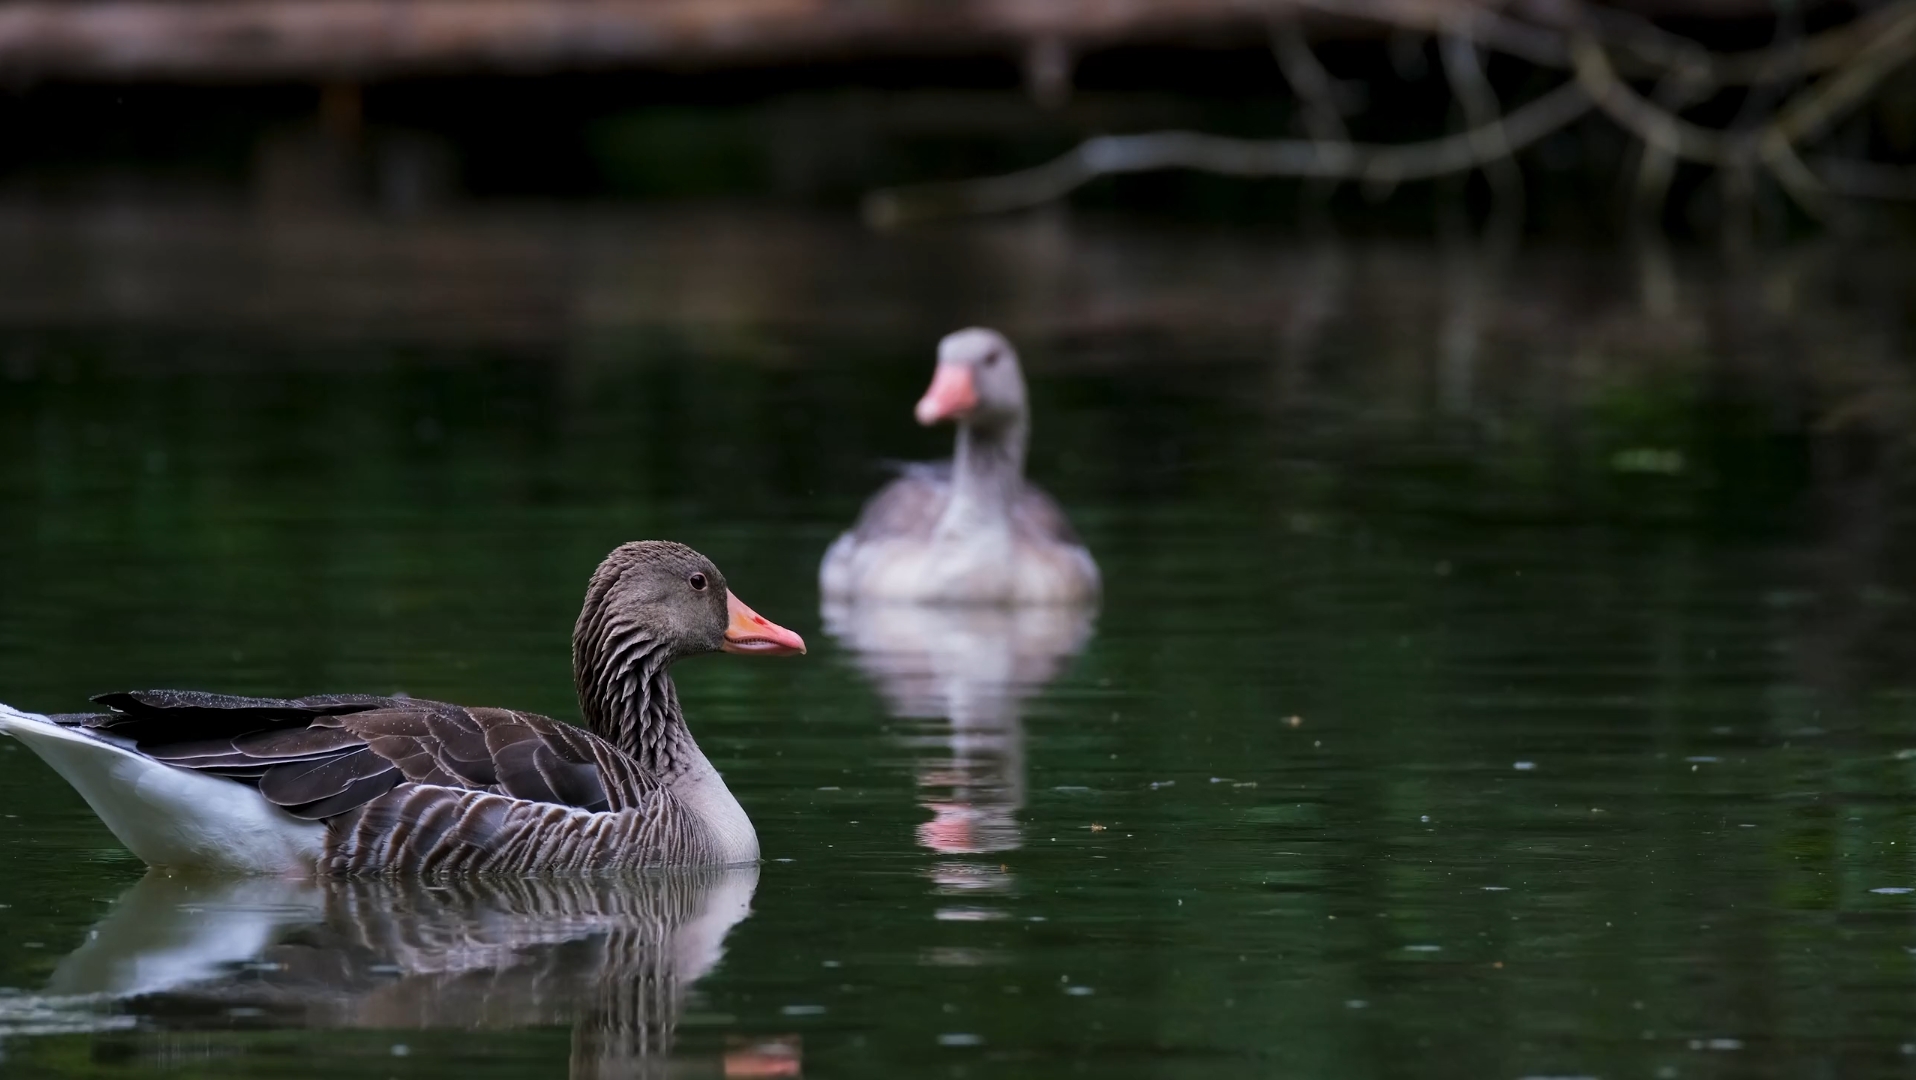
[0,703,325,875]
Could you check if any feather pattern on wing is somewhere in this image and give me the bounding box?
[62,686,689,872]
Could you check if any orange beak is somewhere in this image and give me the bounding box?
[914,365,977,426]
[722,591,806,655]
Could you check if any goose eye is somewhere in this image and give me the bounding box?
[689,572,708,591]
[983,350,1000,366]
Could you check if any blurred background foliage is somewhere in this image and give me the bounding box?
[2,0,1915,236]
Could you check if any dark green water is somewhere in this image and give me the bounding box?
[3,207,1916,1078]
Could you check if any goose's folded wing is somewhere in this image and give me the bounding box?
[847,462,952,541]
[339,707,635,813]
[70,691,649,823]
[1013,481,1086,545]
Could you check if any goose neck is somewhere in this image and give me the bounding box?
[575,628,697,778]
[942,416,1028,535]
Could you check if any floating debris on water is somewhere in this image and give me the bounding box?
[938,1033,983,1047]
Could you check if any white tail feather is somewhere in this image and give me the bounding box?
[0,702,324,875]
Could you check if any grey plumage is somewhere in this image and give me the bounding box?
[842,461,1087,549]
[819,328,1100,604]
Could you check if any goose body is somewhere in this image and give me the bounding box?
[0,542,804,876]
[820,328,1099,605]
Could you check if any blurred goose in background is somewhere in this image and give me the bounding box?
[819,328,1099,605]
[0,541,804,875]
[824,601,1092,896]
[10,868,797,1078]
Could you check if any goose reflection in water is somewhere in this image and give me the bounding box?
[823,601,1092,898]
[6,867,797,1079]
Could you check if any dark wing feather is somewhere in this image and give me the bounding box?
[62,689,634,829]
[82,690,397,744]
[425,708,498,785]
[477,710,612,813]
[148,722,364,770]
[260,747,399,809]
[283,770,404,820]
[335,708,502,790]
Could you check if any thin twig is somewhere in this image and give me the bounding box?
[1441,24,1523,205]
[1767,7,1916,149]
[1630,66,1708,221]
[1271,18,1350,144]
[1568,30,1842,219]
[1567,31,1730,164]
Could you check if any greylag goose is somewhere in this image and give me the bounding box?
[819,327,1100,604]
[0,541,804,875]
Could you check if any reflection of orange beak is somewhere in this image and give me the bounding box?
[723,1036,803,1079]
[915,365,977,426]
[722,591,806,655]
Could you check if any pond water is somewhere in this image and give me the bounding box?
[3,206,1916,1078]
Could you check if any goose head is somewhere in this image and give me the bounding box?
[577,541,806,665]
[915,327,1028,432]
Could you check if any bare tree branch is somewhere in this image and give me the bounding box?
[862,0,1916,227]
[865,81,1592,225]
[1567,31,1731,165]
